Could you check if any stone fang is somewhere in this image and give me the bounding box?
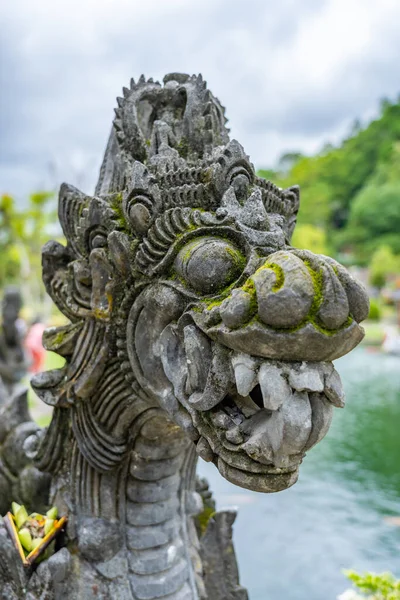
[258,363,290,411]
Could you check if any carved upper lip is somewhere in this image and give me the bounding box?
[205,319,365,362]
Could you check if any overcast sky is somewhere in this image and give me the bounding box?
[1,0,400,200]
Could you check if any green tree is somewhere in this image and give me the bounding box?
[0,192,59,318]
[369,245,400,289]
[258,95,400,264]
[291,224,328,255]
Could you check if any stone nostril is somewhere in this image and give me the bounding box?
[252,252,314,329]
[220,289,255,329]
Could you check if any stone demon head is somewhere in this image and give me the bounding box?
[34,73,369,494]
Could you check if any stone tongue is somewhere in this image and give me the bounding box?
[241,390,312,467]
[188,345,231,411]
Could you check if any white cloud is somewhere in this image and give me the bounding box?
[1,0,400,199]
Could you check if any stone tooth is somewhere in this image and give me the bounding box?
[188,345,231,411]
[288,364,324,393]
[324,368,345,407]
[225,426,244,445]
[183,325,211,395]
[258,363,290,411]
[303,392,333,451]
[231,353,258,397]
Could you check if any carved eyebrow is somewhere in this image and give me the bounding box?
[227,164,254,184]
[135,207,234,276]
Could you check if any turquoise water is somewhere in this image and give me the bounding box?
[198,348,400,600]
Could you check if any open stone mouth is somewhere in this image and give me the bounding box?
[190,352,344,492]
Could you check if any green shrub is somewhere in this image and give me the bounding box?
[344,570,400,599]
[368,298,381,321]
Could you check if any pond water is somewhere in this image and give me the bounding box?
[198,348,400,600]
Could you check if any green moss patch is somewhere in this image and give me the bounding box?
[195,506,216,537]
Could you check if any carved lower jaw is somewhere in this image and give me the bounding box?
[186,348,343,493]
[217,457,299,493]
[193,409,301,493]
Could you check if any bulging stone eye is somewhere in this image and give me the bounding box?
[174,237,245,294]
[126,195,152,236]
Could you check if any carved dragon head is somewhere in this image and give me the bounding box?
[33,73,369,493]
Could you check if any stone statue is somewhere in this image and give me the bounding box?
[0,287,29,401]
[0,73,369,600]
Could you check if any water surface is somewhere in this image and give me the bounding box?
[198,348,400,599]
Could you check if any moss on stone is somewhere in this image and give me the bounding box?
[196,506,216,537]
[204,297,226,311]
[200,168,213,185]
[51,330,68,346]
[177,137,189,159]
[303,259,324,315]
[258,262,285,292]
[110,192,129,231]
[310,315,353,337]
[241,278,256,296]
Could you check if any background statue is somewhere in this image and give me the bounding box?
[0,73,369,600]
[0,287,29,401]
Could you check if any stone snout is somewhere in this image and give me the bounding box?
[201,250,369,362]
[220,251,346,331]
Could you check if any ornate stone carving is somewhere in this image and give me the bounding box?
[0,73,369,599]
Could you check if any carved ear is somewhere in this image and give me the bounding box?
[212,140,255,197]
[58,183,90,258]
[122,161,161,237]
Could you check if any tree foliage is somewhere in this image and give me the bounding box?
[0,192,59,318]
[291,224,328,255]
[258,97,400,266]
[369,246,400,289]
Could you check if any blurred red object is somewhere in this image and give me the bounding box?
[24,322,46,373]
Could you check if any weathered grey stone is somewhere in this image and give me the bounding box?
[17,464,51,513]
[200,510,249,600]
[2,421,42,473]
[0,72,369,599]
[95,549,129,579]
[78,517,122,562]
[220,289,254,329]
